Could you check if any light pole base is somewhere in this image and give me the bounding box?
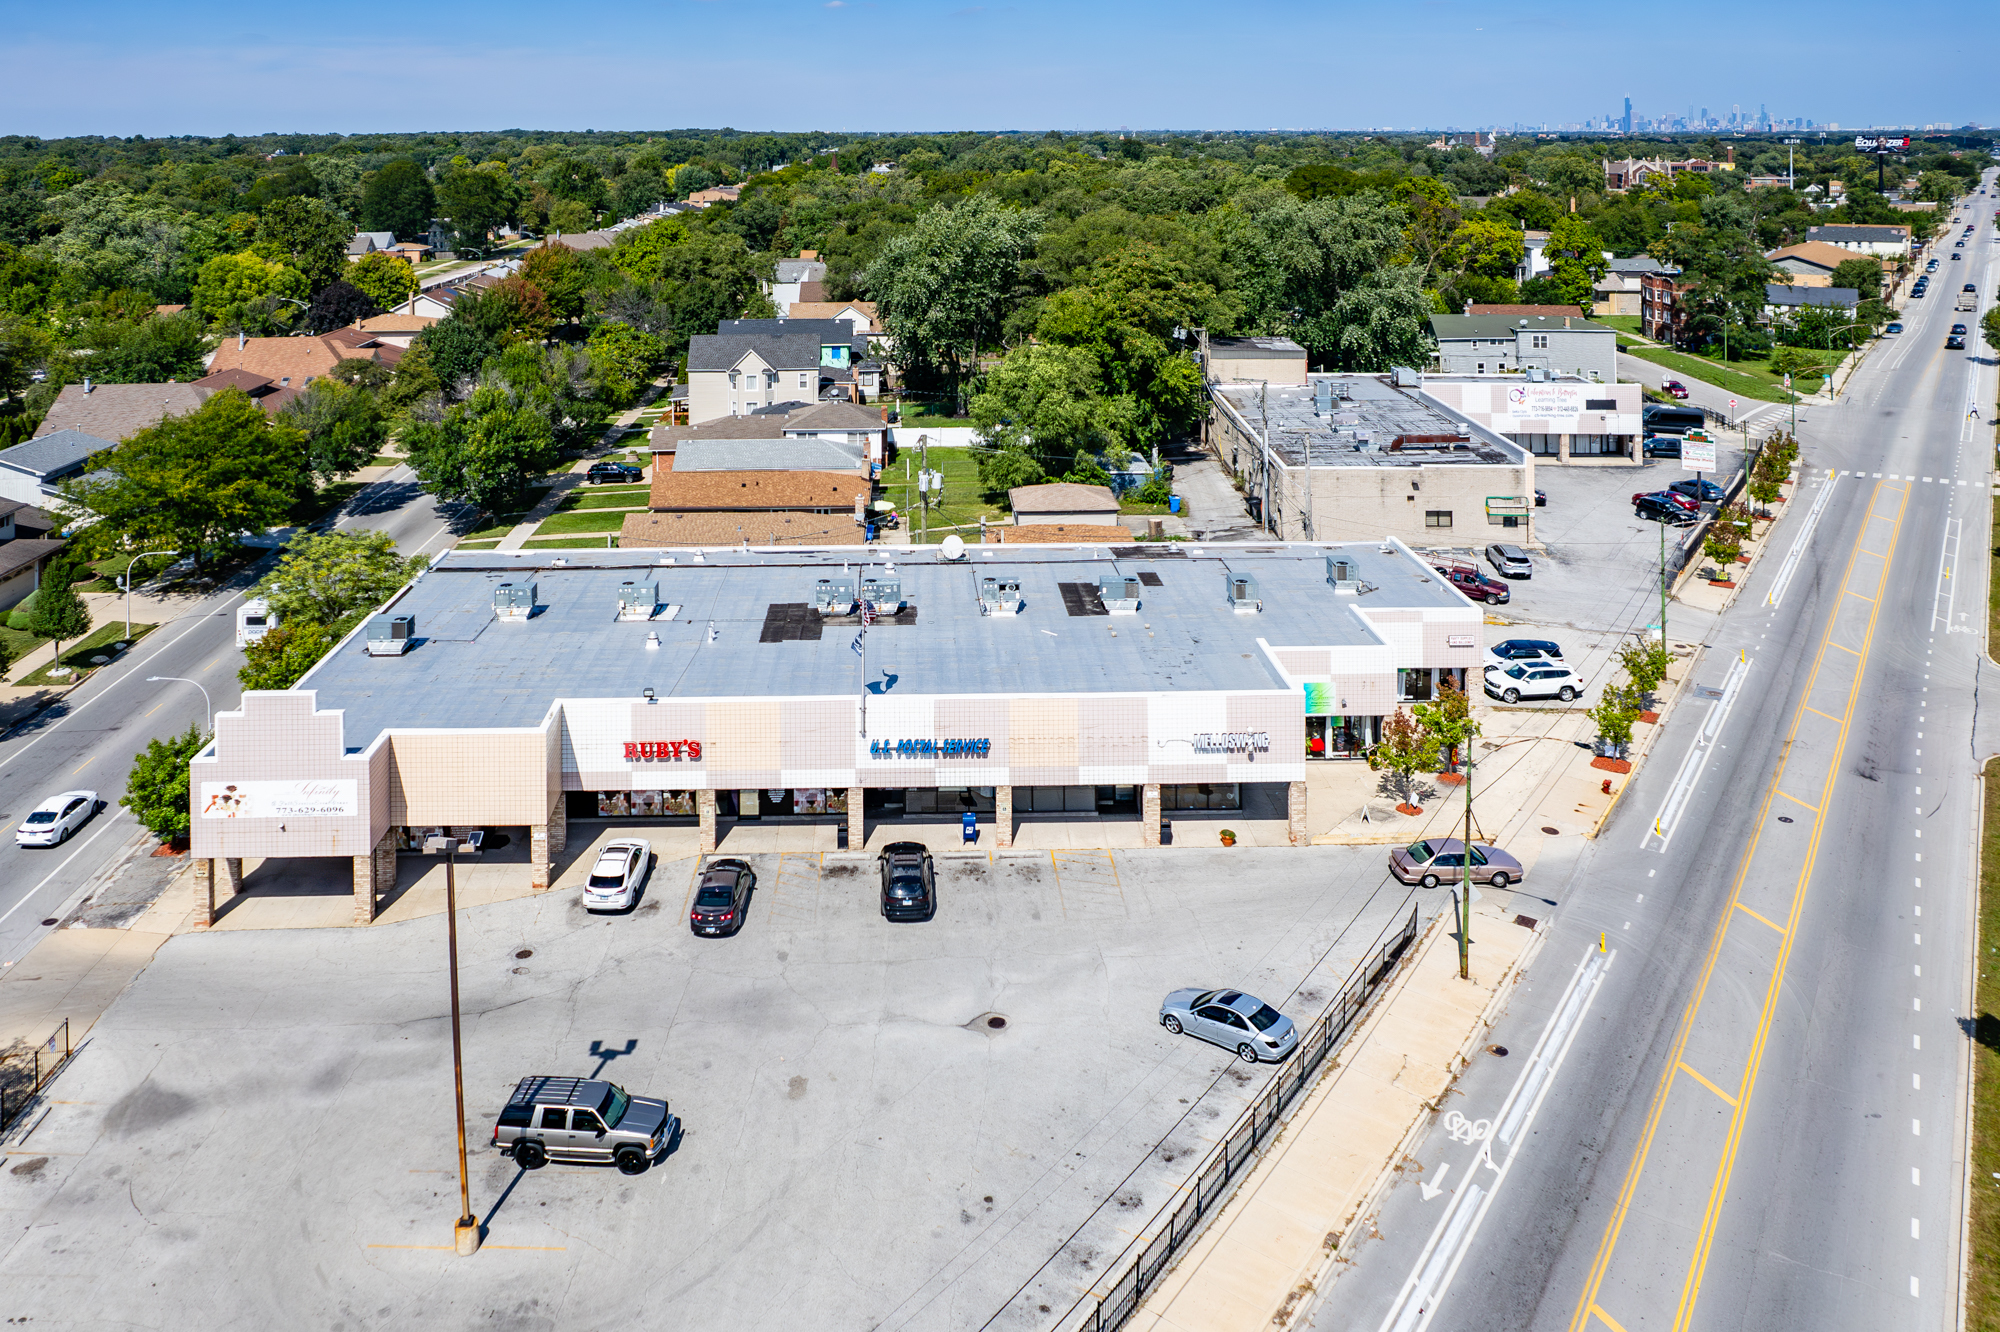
[455,1218,482,1256]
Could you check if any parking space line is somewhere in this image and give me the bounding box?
[1676,1062,1739,1107]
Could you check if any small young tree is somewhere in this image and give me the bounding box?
[25,575,91,670]
[1617,640,1671,698]
[1414,675,1481,774]
[1702,522,1742,574]
[1367,707,1443,808]
[121,724,209,843]
[1590,683,1642,756]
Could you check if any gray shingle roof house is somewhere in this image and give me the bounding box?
[33,382,211,442]
[685,326,878,425]
[1427,314,1617,382]
[0,428,115,507]
[1763,284,1860,317]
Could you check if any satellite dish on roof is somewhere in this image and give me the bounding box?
[939,534,966,561]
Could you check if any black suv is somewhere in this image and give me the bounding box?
[689,858,755,936]
[586,461,643,484]
[878,842,936,921]
[1636,494,1699,526]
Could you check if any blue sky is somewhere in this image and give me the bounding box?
[4,1,1995,138]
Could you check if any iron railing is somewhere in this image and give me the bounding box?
[0,1019,73,1135]
[1055,901,1426,1332]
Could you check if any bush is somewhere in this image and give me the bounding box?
[121,724,209,842]
[1618,640,1670,694]
[1590,683,1641,753]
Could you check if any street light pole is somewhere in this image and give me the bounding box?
[145,675,212,734]
[122,550,180,640]
[1459,745,1473,981]
[425,833,482,1256]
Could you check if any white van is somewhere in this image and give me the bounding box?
[236,598,278,647]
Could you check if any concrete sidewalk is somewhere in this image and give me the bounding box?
[1125,899,1542,1332]
[495,380,668,551]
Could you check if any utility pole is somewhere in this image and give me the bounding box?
[1459,746,1474,980]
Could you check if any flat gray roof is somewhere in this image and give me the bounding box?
[299,544,1466,742]
[1214,375,1523,469]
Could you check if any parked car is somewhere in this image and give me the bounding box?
[1633,489,1700,514]
[582,839,651,911]
[1661,379,1689,399]
[1387,837,1526,890]
[586,461,643,484]
[1668,478,1726,503]
[1484,543,1533,579]
[1635,494,1700,525]
[1158,989,1298,1064]
[1486,638,1563,666]
[1484,660,1581,703]
[1886,322,1905,334]
[492,1076,677,1175]
[1534,488,1547,507]
[1642,435,1683,458]
[689,858,755,936]
[878,841,936,921]
[16,790,100,847]
[1432,563,1510,604]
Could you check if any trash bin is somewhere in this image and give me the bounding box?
[1168,495,1182,515]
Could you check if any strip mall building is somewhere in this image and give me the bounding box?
[188,541,1481,922]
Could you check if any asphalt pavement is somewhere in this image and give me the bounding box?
[1309,171,1999,1332]
[0,464,464,968]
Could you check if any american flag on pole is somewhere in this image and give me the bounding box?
[860,598,877,627]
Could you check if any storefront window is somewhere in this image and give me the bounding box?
[902,787,996,815]
[1399,668,1434,702]
[1164,784,1241,811]
[594,790,699,817]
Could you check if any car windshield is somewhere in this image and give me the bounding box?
[695,884,734,907]
[588,870,627,887]
[24,811,57,824]
[1504,665,1527,679]
[599,1084,629,1128]
[1246,1004,1284,1032]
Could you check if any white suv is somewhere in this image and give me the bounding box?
[582,839,652,911]
[1483,662,1581,704]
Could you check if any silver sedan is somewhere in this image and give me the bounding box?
[1159,988,1299,1063]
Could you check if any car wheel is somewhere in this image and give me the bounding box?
[1162,1014,1183,1034]
[514,1140,547,1170]
[1489,871,1511,889]
[1420,872,1440,889]
[615,1147,649,1176]
[1236,1043,1259,1064]
[1502,688,1521,704]
[1558,686,1577,702]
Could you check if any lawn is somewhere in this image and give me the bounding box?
[1970,749,2000,1331]
[879,445,1009,543]
[453,539,502,551]
[1595,315,1645,340]
[15,622,157,688]
[533,510,631,535]
[522,536,621,549]
[555,485,652,511]
[1621,345,1832,404]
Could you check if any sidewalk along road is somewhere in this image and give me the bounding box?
[0,462,464,969]
[1308,163,1997,1332]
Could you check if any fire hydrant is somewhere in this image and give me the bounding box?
[1601,778,1614,795]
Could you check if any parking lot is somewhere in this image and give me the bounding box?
[0,846,1433,1331]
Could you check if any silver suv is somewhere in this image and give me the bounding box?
[491,1076,678,1175]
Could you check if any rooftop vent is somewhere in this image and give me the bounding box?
[812,577,856,616]
[366,613,416,655]
[978,576,1023,616]
[1326,556,1365,596]
[1313,381,1333,416]
[1225,571,1263,614]
[1391,366,1421,388]
[494,581,537,621]
[1097,574,1142,614]
[617,581,659,621]
[859,574,903,615]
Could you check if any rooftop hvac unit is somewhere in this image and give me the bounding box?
[366,613,416,655]
[1325,556,1365,596]
[859,575,903,615]
[1096,574,1142,614]
[494,582,537,621]
[1391,366,1421,388]
[616,581,659,621]
[1313,381,1333,416]
[1225,571,1263,613]
[812,577,857,616]
[978,577,1022,615]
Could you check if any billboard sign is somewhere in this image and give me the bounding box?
[1502,382,1587,426]
[1854,136,1911,152]
[1681,429,1718,471]
[200,780,357,820]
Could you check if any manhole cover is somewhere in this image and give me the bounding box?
[1514,915,1540,930]
[1540,826,1561,836]
[39,918,58,927]
[1777,816,1794,824]
[515,948,533,958]
[987,1016,1008,1030]
[1486,1045,1510,1057]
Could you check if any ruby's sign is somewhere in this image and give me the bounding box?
[624,740,703,760]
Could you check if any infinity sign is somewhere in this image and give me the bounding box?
[1442,1111,1493,1144]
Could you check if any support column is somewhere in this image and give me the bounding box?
[193,858,216,929]
[994,785,1013,849]
[546,795,567,854]
[1557,433,1571,461]
[352,832,384,926]
[1142,783,1162,848]
[1287,781,1308,847]
[375,833,397,897]
[846,788,864,851]
[223,857,245,897]
[697,789,717,854]
[530,822,551,891]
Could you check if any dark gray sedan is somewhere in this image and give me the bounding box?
[1159,988,1299,1063]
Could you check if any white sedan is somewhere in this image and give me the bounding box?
[582,839,652,911]
[16,790,101,847]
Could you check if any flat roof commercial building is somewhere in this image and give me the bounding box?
[189,542,1482,923]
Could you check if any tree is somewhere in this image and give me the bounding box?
[976,447,1046,498]
[1396,177,1462,282]
[192,251,309,332]
[1827,257,1881,301]
[520,243,592,321]
[1444,215,1526,280]
[403,390,561,514]
[436,167,509,255]
[969,343,1136,475]
[121,724,208,843]
[360,159,435,240]
[1366,707,1442,808]
[1617,640,1671,701]
[1544,215,1608,311]
[415,316,501,399]
[1413,675,1480,774]
[304,280,378,334]
[1983,307,2000,355]
[1590,684,1641,755]
[347,251,418,312]
[866,195,1042,387]
[60,389,305,564]
[254,196,352,292]
[1245,194,1433,369]
[278,377,389,480]
[238,619,351,692]
[25,573,91,668]
[586,322,666,408]
[252,529,425,629]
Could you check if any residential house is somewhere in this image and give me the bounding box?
[547,230,618,252]
[347,311,439,348]
[1804,223,1911,258]
[1593,255,1668,316]
[785,300,881,336]
[205,331,400,384]
[32,381,211,441]
[1208,372,1534,545]
[1640,270,1695,345]
[0,428,114,507]
[618,468,871,548]
[685,184,742,207]
[387,240,433,263]
[1418,375,1643,463]
[686,322,874,422]
[1427,313,1618,382]
[768,251,829,314]
[650,400,890,470]
[346,231,397,258]
[190,368,305,416]
[1008,483,1122,526]
[0,500,67,613]
[1513,230,1552,285]
[1763,284,1860,323]
[1201,335,1308,384]
[1765,241,1877,287]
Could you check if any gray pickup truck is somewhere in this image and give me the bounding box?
[491,1076,678,1175]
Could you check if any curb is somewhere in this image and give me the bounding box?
[1588,640,1708,839]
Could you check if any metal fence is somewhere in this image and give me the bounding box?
[0,1019,72,1135]
[1058,901,1425,1332]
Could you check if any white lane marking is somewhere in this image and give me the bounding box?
[1644,654,1749,852]
[1931,516,1963,636]
[1766,472,1839,608]
[1914,998,1922,1011]
[1915,1035,1921,1049]
[1913,1168,1921,1185]
[0,810,131,928]
[1913,1073,1921,1088]
[1419,1163,1452,1201]
[1912,1277,1920,1298]
[1912,1218,1920,1239]
[1915,1119,1922,1135]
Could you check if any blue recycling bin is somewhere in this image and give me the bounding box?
[961,811,978,844]
[1168,495,1182,515]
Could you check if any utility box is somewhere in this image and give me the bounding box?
[616,581,658,621]
[366,614,416,656]
[494,581,537,621]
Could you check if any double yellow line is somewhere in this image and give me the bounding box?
[1568,478,1910,1332]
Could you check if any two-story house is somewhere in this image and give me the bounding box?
[1427,314,1618,382]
